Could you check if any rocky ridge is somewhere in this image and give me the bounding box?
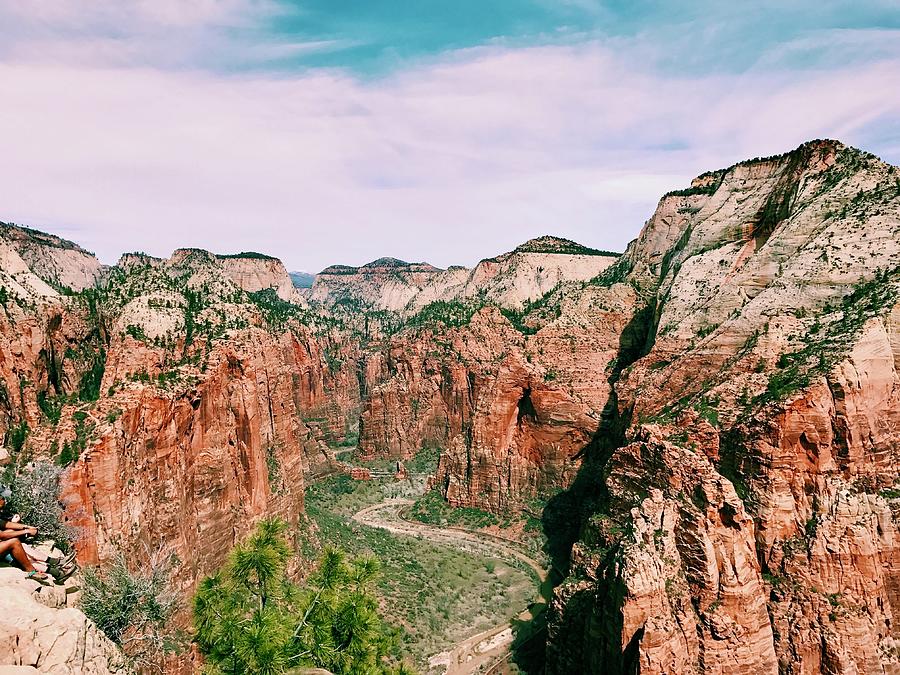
[0,243,361,620]
[309,236,618,313]
[539,140,900,673]
[1,222,101,293]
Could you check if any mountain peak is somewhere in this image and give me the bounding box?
[511,235,621,257]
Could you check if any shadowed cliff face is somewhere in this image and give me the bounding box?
[346,140,900,673]
[2,139,900,673]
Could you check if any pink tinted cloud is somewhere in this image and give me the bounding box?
[0,41,898,271]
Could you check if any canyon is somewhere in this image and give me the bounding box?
[2,139,900,673]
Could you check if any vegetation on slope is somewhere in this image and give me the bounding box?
[304,474,536,668]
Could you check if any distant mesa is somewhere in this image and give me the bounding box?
[319,264,360,275]
[215,251,278,261]
[320,257,443,275]
[0,221,92,255]
[362,257,411,268]
[469,235,620,264]
[503,235,621,259]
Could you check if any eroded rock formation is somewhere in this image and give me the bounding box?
[541,140,900,673]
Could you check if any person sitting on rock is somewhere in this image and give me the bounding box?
[0,495,51,584]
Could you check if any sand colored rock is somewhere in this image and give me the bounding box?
[542,140,900,673]
[215,252,298,302]
[1,222,101,293]
[0,568,125,673]
[310,237,618,313]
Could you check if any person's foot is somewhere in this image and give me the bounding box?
[26,570,52,586]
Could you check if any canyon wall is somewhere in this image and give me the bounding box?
[310,236,618,313]
[541,140,900,673]
[0,244,358,602]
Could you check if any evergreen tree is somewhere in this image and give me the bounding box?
[193,518,413,675]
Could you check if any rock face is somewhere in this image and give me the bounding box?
[60,329,310,592]
[358,282,636,509]
[540,140,900,674]
[214,252,297,302]
[309,237,618,313]
[0,245,358,610]
[0,568,125,673]
[311,257,453,311]
[1,222,102,292]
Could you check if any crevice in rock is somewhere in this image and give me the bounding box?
[517,387,536,426]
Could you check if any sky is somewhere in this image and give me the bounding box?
[0,2,899,272]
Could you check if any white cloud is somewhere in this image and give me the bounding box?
[0,0,302,69]
[0,39,898,271]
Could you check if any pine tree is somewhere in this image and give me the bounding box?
[193,518,412,675]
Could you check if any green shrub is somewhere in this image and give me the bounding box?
[408,490,500,529]
[36,391,63,424]
[78,348,106,402]
[57,410,95,467]
[125,324,148,341]
[81,548,180,667]
[5,420,28,452]
[404,300,480,330]
[193,519,409,674]
[2,461,72,550]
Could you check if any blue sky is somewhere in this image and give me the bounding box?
[0,1,898,271]
[263,1,900,75]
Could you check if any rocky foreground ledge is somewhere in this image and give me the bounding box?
[0,567,124,673]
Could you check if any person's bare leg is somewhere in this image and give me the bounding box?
[0,539,35,573]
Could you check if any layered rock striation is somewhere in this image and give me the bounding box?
[542,140,900,673]
[0,244,359,606]
[309,237,618,313]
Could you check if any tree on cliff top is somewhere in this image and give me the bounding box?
[193,518,413,675]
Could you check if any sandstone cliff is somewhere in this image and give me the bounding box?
[214,251,298,302]
[309,237,618,313]
[3,138,900,674]
[542,140,900,674]
[0,245,360,612]
[1,222,101,293]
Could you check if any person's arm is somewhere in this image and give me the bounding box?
[0,526,37,540]
[1,519,31,531]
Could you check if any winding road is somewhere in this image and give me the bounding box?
[352,499,548,675]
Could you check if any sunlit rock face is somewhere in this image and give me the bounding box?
[0,244,358,604]
[0,568,125,673]
[309,237,618,313]
[541,140,900,673]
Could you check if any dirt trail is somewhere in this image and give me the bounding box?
[352,499,547,674]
